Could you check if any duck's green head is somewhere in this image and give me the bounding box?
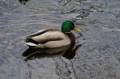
[61,20,80,33]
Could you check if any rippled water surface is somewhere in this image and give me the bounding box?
[0,0,120,79]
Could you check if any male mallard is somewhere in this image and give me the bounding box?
[23,20,81,60]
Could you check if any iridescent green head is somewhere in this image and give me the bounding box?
[61,20,75,33]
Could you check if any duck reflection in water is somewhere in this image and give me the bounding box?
[22,44,82,61]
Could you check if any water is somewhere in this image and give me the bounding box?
[0,0,120,79]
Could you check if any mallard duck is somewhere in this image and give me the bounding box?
[23,20,81,60]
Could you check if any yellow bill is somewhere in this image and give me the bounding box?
[74,27,81,32]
